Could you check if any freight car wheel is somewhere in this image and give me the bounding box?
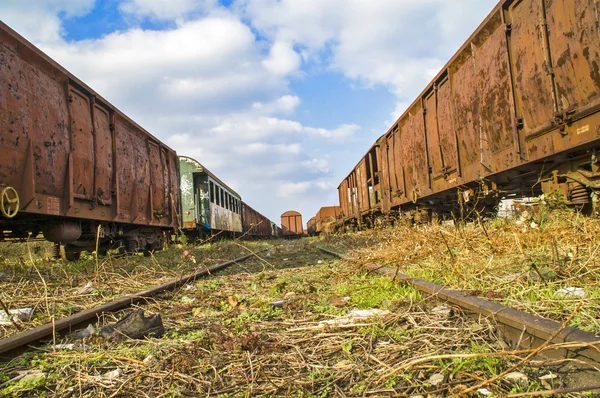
[64,245,81,262]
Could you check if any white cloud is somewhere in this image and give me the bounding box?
[262,41,301,76]
[119,0,218,20]
[240,0,497,114]
[0,0,95,44]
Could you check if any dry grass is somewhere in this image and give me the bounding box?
[1,209,599,396]
[319,207,600,334]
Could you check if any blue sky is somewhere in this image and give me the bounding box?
[1,0,497,226]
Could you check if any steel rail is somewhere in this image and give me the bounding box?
[318,247,600,365]
[0,252,259,356]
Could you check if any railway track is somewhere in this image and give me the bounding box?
[0,251,261,358]
[318,247,600,387]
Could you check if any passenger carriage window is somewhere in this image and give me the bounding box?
[220,188,224,208]
[210,181,215,203]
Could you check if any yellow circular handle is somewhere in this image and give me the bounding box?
[1,187,20,218]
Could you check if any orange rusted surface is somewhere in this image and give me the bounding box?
[281,210,303,236]
[338,0,600,224]
[0,21,179,232]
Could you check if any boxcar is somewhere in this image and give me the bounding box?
[241,202,272,238]
[281,211,303,237]
[0,22,179,257]
[179,156,242,237]
[339,0,600,226]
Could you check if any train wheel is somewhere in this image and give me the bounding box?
[64,245,81,261]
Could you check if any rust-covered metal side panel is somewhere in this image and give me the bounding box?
[474,13,515,162]
[390,129,406,207]
[0,31,70,203]
[68,87,94,199]
[0,21,179,230]
[451,46,481,170]
[356,159,369,212]
[546,0,600,112]
[425,91,443,178]
[437,78,461,183]
[508,0,556,134]
[93,104,112,204]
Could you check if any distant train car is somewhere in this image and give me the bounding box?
[339,0,600,227]
[315,206,340,234]
[179,156,242,237]
[306,217,317,236]
[271,221,283,238]
[241,202,272,238]
[0,21,179,259]
[281,211,303,237]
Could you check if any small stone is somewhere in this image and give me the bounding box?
[79,324,96,339]
[317,260,323,264]
[284,292,296,299]
[0,307,33,325]
[410,396,425,398]
[539,373,558,389]
[503,371,528,386]
[184,284,195,291]
[53,343,75,350]
[477,388,493,396]
[428,373,445,386]
[283,258,289,261]
[269,301,285,309]
[75,282,94,295]
[432,304,452,317]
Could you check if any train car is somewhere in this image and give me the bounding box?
[315,206,340,234]
[339,0,600,227]
[271,221,283,238]
[0,22,179,259]
[306,217,317,236]
[241,202,272,238]
[179,156,242,238]
[281,211,303,237]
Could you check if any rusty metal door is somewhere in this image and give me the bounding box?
[357,159,369,212]
[425,90,443,179]
[507,0,557,135]
[474,13,514,160]
[391,128,406,204]
[68,87,94,199]
[545,0,600,112]
[92,104,112,204]
[148,142,165,219]
[437,77,460,178]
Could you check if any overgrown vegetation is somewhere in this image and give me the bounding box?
[1,208,599,396]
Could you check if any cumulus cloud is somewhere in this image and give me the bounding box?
[239,0,497,115]
[0,0,95,43]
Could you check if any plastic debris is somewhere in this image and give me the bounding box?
[0,307,33,326]
[554,287,586,299]
[477,388,493,396]
[104,368,122,380]
[317,309,391,328]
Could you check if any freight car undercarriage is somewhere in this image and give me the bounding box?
[342,145,600,229]
[0,216,166,260]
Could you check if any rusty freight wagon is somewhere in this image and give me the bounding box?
[339,0,600,227]
[179,156,243,237]
[241,202,273,238]
[281,211,303,237]
[0,22,179,258]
